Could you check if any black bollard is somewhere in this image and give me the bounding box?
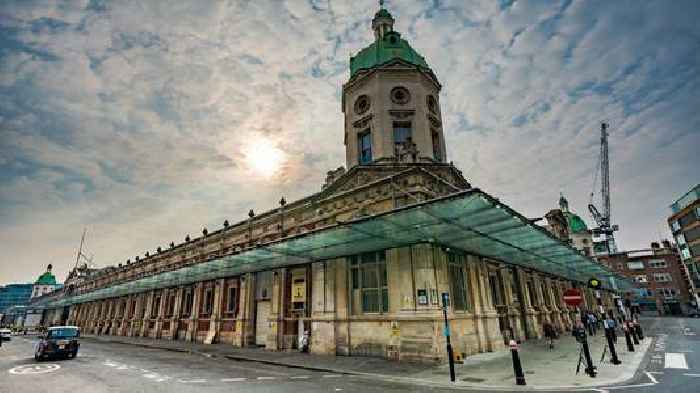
[581,335,597,378]
[510,340,526,385]
[635,322,644,340]
[605,327,622,365]
[631,324,640,345]
[624,324,635,352]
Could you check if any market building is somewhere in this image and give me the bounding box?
[33,5,629,363]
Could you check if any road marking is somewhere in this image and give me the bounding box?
[221,378,247,382]
[665,353,688,369]
[644,371,658,383]
[8,364,61,375]
[178,379,207,383]
[257,376,276,380]
[322,374,342,378]
[683,373,700,377]
[290,376,310,379]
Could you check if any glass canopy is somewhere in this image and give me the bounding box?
[42,189,632,308]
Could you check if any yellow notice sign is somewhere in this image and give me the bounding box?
[292,281,306,302]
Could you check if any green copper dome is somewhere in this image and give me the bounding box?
[350,7,431,78]
[564,212,588,234]
[36,271,57,285]
[35,264,57,285]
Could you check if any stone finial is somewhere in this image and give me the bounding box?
[223,219,229,228]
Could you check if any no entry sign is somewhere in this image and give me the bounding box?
[563,288,583,307]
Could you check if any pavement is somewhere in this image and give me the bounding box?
[1,317,698,392]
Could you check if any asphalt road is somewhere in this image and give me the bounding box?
[0,317,698,393]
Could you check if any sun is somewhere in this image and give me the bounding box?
[243,138,286,178]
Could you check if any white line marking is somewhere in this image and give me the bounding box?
[683,373,700,377]
[647,371,663,374]
[602,382,655,390]
[221,378,247,382]
[323,374,342,378]
[256,376,276,380]
[665,353,689,369]
[178,379,207,383]
[290,376,310,379]
[644,371,658,384]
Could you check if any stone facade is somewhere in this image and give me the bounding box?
[37,5,620,364]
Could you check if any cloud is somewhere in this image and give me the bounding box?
[1,0,699,285]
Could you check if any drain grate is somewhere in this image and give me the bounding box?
[461,377,486,382]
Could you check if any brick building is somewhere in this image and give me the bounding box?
[599,242,691,315]
[668,184,700,307]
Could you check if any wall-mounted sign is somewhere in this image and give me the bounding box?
[292,279,306,302]
[417,289,428,305]
[430,289,439,305]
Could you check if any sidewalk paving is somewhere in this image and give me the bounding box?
[83,331,651,390]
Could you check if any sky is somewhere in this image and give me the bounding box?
[1,0,699,285]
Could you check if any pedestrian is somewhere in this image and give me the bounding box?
[543,322,556,349]
[586,311,596,336]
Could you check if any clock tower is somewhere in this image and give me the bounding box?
[342,4,446,169]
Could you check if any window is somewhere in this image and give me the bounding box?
[349,251,388,314]
[679,212,695,228]
[659,288,677,298]
[393,122,412,152]
[182,289,193,317]
[152,295,161,317]
[201,288,214,316]
[627,261,645,270]
[686,226,700,243]
[681,247,691,260]
[167,294,176,317]
[670,220,681,232]
[652,273,672,282]
[358,130,372,164]
[676,233,687,246]
[432,130,442,161]
[647,259,667,269]
[226,286,239,314]
[447,253,469,311]
[634,275,648,283]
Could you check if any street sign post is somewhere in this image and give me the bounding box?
[441,292,455,382]
[563,288,583,307]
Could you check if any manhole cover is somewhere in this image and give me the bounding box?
[461,377,486,382]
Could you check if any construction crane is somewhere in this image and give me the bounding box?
[588,122,618,254]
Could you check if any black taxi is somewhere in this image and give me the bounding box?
[35,326,80,360]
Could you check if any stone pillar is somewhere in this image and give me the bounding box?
[310,261,337,355]
[239,273,256,347]
[155,289,167,339]
[187,283,202,342]
[170,287,183,340]
[517,269,541,339]
[267,269,285,350]
[473,258,504,353]
[205,280,225,344]
[140,291,154,337]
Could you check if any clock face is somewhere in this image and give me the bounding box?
[354,95,371,115]
[391,86,410,105]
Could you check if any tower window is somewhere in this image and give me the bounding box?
[358,130,372,164]
[390,86,410,104]
[393,121,412,149]
[432,129,441,161]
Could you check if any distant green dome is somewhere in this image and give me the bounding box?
[35,264,57,285]
[564,212,588,234]
[375,8,392,18]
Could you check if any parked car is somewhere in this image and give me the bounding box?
[0,328,11,341]
[687,309,700,318]
[34,326,80,360]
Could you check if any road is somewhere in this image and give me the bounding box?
[0,317,698,393]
